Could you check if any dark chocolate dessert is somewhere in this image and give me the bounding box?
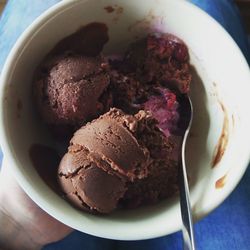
[33,23,191,214]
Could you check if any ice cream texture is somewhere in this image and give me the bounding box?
[34,54,110,127]
[33,23,192,214]
[33,23,111,136]
[58,108,179,213]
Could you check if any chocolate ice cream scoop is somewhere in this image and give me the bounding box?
[34,53,111,131]
[58,108,180,213]
[58,108,153,213]
[33,22,111,137]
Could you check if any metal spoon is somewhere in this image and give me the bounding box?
[179,95,196,250]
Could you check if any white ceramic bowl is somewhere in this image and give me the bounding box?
[1,0,250,240]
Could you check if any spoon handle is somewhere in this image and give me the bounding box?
[179,158,196,250]
[179,96,196,250]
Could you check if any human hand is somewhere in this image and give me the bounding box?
[0,160,72,250]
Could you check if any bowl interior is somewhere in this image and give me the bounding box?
[1,0,250,240]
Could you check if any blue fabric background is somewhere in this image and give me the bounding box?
[0,0,249,249]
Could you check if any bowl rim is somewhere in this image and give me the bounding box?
[0,0,250,240]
